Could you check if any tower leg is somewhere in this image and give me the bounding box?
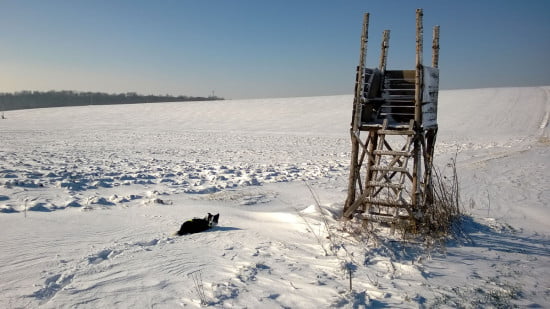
[423,128,438,206]
[344,128,360,215]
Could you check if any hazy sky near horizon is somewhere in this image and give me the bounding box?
[1,0,549,99]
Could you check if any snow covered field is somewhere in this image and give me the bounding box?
[1,86,549,308]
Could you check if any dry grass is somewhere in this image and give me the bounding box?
[538,135,550,145]
[416,154,462,238]
[189,269,208,306]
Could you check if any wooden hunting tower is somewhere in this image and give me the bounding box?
[344,9,440,228]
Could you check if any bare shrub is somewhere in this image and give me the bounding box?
[189,269,208,306]
[417,154,462,238]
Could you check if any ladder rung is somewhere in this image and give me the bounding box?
[384,92,415,95]
[385,88,415,92]
[381,101,415,105]
[367,212,411,219]
[385,83,413,86]
[365,213,395,223]
[370,166,409,172]
[365,97,385,102]
[385,84,415,88]
[385,78,415,82]
[384,95,415,99]
[373,150,412,156]
[367,181,404,189]
[363,197,412,208]
[365,213,412,223]
[380,105,415,109]
[379,112,415,117]
[383,99,415,103]
[382,102,415,106]
[378,129,415,135]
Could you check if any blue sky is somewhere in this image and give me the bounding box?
[1,0,549,99]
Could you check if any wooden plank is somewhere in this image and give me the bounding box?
[385,88,415,91]
[367,181,404,189]
[364,197,411,208]
[370,166,409,172]
[379,30,390,71]
[343,191,369,217]
[353,130,367,150]
[415,8,423,125]
[344,12,370,216]
[373,150,412,156]
[380,106,415,110]
[385,70,416,80]
[412,8,424,211]
[422,66,439,129]
[379,113,415,118]
[432,25,440,68]
[378,129,415,135]
[385,80,415,85]
[366,212,411,219]
[365,213,412,224]
[382,100,415,104]
[382,95,416,101]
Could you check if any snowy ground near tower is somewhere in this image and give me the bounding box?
[1,86,549,308]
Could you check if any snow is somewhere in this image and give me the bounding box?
[1,86,549,308]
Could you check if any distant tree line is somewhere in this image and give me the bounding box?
[0,90,223,111]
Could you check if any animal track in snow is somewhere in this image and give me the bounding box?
[87,249,121,264]
[30,273,74,303]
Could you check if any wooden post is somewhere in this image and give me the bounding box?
[379,30,390,72]
[352,13,369,130]
[432,25,440,68]
[414,8,423,124]
[426,24,440,207]
[424,128,438,206]
[412,8,424,211]
[345,13,370,215]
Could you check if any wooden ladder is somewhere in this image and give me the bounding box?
[364,119,415,224]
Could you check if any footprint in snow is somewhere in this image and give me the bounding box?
[30,273,74,302]
[135,238,160,247]
[87,249,120,264]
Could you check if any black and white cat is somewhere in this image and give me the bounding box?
[177,213,219,235]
